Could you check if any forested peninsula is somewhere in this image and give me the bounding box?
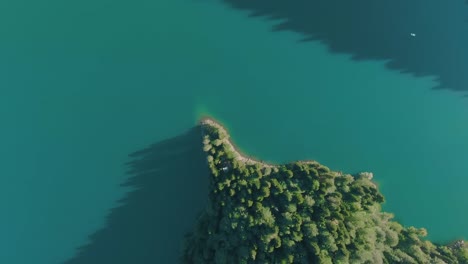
[182,118,467,264]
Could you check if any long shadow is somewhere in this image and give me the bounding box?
[63,126,209,264]
[223,0,468,94]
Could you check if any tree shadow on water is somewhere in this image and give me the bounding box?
[63,126,209,264]
[223,0,468,94]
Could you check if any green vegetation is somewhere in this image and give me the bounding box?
[182,119,467,264]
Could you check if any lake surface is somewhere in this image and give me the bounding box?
[1,0,468,263]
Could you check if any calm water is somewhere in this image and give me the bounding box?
[1,0,468,263]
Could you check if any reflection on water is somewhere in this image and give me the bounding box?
[223,0,468,94]
[64,127,209,264]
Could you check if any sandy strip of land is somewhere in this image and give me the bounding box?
[200,118,276,168]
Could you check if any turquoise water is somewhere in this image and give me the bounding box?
[1,0,468,263]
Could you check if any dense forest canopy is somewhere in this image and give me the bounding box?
[182,119,467,264]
